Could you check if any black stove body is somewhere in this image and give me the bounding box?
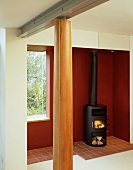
[84,51,108,147]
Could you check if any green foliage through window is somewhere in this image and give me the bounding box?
[27,51,46,116]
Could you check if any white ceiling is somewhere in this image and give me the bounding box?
[71,0,133,35]
[0,0,60,28]
[0,0,133,36]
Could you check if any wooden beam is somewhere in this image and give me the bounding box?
[27,45,46,52]
[53,20,73,170]
[27,45,53,52]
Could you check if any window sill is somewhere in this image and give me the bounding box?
[27,114,50,123]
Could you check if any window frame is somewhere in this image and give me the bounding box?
[27,45,51,122]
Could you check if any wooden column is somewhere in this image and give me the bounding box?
[53,20,73,170]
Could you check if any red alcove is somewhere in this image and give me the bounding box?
[27,47,130,150]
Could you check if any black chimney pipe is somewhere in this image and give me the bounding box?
[90,51,98,106]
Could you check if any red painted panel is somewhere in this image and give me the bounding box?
[73,48,90,141]
[113,51,130,141]
[27,121,53,149]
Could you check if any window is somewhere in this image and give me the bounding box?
[27,50,48,121]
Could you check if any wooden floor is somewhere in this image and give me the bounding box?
[27,136,133,165]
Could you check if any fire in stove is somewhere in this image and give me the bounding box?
[94,120,105,129]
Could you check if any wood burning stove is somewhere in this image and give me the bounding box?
[84,51,108,147]
[84,104,107,146]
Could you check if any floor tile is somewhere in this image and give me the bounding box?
[27,136,133,164]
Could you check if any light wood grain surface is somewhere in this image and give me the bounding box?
[53,19,73,170]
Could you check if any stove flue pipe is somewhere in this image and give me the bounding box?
[90,51,98,106]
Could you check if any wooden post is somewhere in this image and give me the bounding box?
[53,19,73,170]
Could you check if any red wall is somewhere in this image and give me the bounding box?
[27,47,130,150]
[113,51,130,141]
[73,48,90,141]
[97,50,114,136]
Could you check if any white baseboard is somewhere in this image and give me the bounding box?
[130,140,133,144]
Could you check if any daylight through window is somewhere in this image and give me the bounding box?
[27,51,47,121]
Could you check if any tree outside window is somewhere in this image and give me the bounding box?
[27,51,46,121]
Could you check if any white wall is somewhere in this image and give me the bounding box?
[27,27,54,46]
[27,27,99,48]
[0,29,27,170]
[130,36,133,144]
[27,27,130,51]
[0,28,6,170]
[99,33,130,51]
[72,29,98,48]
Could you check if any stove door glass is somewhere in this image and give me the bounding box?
[94,120,105,129]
